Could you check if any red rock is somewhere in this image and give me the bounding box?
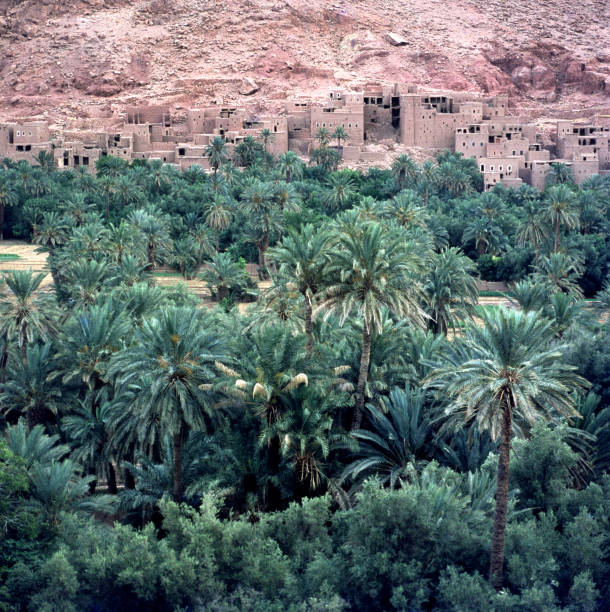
[531,64,555,90]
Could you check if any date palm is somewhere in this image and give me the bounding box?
[341,385,437,487]
[205,136,229,189]
[319,219,426,428]
[533,252,584,298]
[267,224,330,353]
[0,270,58,358]
[205,194,233,250]
[276,151,304,183]
[0,171,18,239]
[332,125,349,149]
[424,247,478,335]
[0,343,63,428]
[391,154,419,191]
[516,201,546,264]
[324,172,356,213]
[425,307,588,588]
[201,252,251,302]
[108,307,227,499]
[542,184,579,253]
[242,178,279,277]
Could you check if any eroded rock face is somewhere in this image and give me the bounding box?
[0,0,608,122]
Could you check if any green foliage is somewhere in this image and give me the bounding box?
[0,155,609,610]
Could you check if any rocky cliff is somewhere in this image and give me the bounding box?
[1,0,609,125]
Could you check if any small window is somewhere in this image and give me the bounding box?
[82,156,89,166]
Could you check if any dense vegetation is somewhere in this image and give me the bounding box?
[0,141,609,611]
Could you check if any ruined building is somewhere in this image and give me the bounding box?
[1,84,608,191]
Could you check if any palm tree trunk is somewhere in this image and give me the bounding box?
[107,462,118,494]
[304,296,313,355]
[489,402,512,589]
[0,203,4,240]
[172,429,184,499]
[554,216,560,253]
[354,324,372,430]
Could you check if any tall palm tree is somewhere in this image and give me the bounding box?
[259,128,274,168]
[426,307,588,588]
[267,224,330,353]
[319,220,426,428]
[242,178,278,277]
[314,127,331,148]
[0,270,57,358]
[418,159,437,206]
[542,184,579,253]
[276,151,305,183]
[109,307,226,499]
[332,126,349,150]
[205,136,229,189]
[391,154,419,191]
[385,190,427,229]
[0,171,18,239]
[204,194,233,251]
[424,247,478,335]
[516,201,546,264]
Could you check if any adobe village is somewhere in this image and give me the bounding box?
[2,83,609,190]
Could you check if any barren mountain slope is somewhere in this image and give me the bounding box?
[1,0,609,125]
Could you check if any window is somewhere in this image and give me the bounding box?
[82,156,89,166]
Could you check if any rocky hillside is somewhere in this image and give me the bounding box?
[1,0,609,126]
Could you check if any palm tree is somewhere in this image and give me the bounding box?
[546,162,574,186]
[205,136,229,189]
[0,343,63,427]
[332,126,349,150]
[418,159,437,206]
[542,184,579,253]
[62,398,119,494]
[385,190,427,229]
[436,161,473,198]
[205,194,233,250]
[276,151,305,183]
[242,178,278,277]
[391,154,419,191]
[22,201,44,240]
[319,220,425,428]
[5,419,69,468]
[575,189,605,235]
[324,172,356,212]
[516,201,546,264]
[34,211,70,253]
[267,224,330,353]
[113,175,144,209]
[201,252,252,302]
[508,279,549,312]
[109,307,226,499]
[0,171,18,239]
[64,258,115,307]
[424,248,478,335]
[0,270,57,358]
[234,136,262,168]
[108,220,144,265]
[314,127,331,147]
[33,150,55,173]
[463,216,507,256]
[533,252,584,298]
[259,128,274,166]
[98,176,117,222]
[341,386,436,487]
[425,307,588,588]
[128,207,171,270]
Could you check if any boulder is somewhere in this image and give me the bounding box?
[531,64,555,90]
[385,32,408,46]
[239,77,259,95]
